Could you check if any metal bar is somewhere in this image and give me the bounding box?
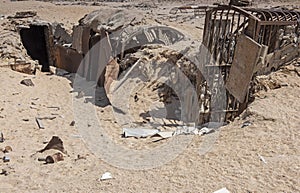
[259,21,297,25]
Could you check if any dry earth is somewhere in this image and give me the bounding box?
[0,1,299,193]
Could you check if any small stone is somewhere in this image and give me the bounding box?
[20,79,34,86]
[3,146,12,153]
[70,121,75,126]
[241,121,252,128]
[76,91,84,99]
[0,169,8,176]
[3,156,10,162]
[0,132,4,143]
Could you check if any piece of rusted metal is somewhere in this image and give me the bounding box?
[225,34,262,103]
[54,45,83,73]
[229,0,252,7]
[169,5,216,16]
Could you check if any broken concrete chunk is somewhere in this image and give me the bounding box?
[71,25,90,54]
[79,9,138,33]
[53,23,72,45]
[20,79,34,86]
[11,61,36,75]
[123,128,160,138]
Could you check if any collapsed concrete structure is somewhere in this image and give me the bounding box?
[18,4,300,125]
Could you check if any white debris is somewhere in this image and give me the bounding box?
[100,172,113,181]
[174,126,215,136]
[258,154,267,164]
[156,131,174,139]
[174,126,197,135]
[198,127,215,135]
[123,128,159,138]
[213,187,231,193]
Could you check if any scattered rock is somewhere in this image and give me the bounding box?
[11,61,36,75]
[45,152,64,164]
[2,155,10,162]
[241,121,252,128]
[20,79,34,87]
[0,169,8,176]
[75,154,87,161]
[2,146,12,153]
[70,121,75,126]
[0,132,4,143]
[38,152,64,164]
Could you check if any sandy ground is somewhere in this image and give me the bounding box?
[0,1,300,193]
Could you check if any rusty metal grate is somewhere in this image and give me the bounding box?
[197,5,300,124]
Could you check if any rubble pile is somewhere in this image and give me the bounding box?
[118,44,199,103]
[0,11,38,72]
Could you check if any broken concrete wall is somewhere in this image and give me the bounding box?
[71,25,90,54]
[53,23,72,45]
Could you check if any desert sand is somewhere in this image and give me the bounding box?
[0,0,299,192]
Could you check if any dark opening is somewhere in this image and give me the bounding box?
[20,25,50,72]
